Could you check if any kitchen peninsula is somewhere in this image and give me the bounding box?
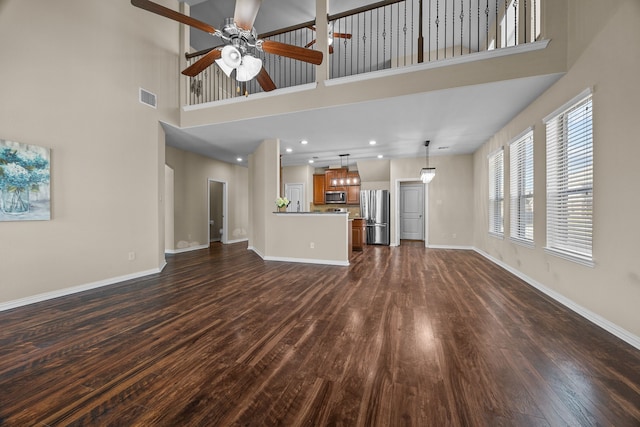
[268,211,350,265]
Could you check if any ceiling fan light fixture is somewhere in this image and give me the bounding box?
[236,54,262,82]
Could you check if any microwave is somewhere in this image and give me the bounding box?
[325,191,346,204]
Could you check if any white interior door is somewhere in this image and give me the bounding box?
[285,183,304,212]
[400,183,424,240]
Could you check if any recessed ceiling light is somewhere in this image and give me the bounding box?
[377,154,383,159]
[236,157,242,162]
[308,159,314,164]
[301,140,308,145]
[369,140,377,145]
[286,148,293,153]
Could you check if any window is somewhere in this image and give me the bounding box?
[488,148,504,236]
[510,129,534,245]
[544,91,593,265]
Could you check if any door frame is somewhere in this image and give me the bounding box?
[399,182,425,241]
[394,179,428,247]
[207,179,228,245]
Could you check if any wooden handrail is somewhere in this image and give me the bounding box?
[258,19,316,39]
[327,0,405,22]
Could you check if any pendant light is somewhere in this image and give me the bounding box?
[420,140,436,183]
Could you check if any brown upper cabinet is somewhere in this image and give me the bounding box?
[315,168,361,205]
[313,174,325,205]
[325,168,347,192]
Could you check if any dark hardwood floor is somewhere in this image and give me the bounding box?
[0,243,639,426]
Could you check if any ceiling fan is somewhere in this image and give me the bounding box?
[131,0,324,92]
[305,23,352,54]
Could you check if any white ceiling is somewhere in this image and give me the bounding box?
[163,1,561,168]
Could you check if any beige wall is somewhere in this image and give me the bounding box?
[473,0,640,338]
[165,145,249,248]
[0,0,179,304]
[389,155,474,247]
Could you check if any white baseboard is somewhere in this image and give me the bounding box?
[428,244,474,250]
[165,243,209,254]
[225,238,248,244]
[248,246,348,266]
[263,255,349,267]
[0,267,163,312]
[473,247,640,351]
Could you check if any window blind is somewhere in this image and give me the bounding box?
[510,129,534,244]
[488,148,504,235]
[545,94,593,263]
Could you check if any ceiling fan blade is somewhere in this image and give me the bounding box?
[234,0,262,30]
[181,48,222,77]
[260,40,323,65]
[131,0,216,34]
[333,32,352,39]
[256,67,276,92]
[304,39,317,49]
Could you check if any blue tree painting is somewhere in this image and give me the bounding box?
[0,139,50,221]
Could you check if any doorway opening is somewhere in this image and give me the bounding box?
[208,179,228,244]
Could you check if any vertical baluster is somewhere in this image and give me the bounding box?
[428,0,431,62]
[383,6,388,68]
[524,0,527,43]
[514,0,518,46]
[495,0,498,49]
[403,2,407,66]
[444,0,447,58]
[390,3,394,68]
[477,0,480,53]
[369,9,373,72]
[460,0,464,56]
[469,0,472,54]
[504,0,508,47]
[351,14,354,76]
[452,0,455,57]
[376,8,380,70]
[436,0,439,60]
[485,0,489,50]
[410,0,414,65]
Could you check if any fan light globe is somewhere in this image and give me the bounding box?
[221,45,242,68]
[215,45,242,77]
[236,54,262,82]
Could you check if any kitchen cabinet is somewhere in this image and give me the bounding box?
[313,174,325,205]
[347,171,360,205]
[352,218,365,251]
[325,168,347,192]
[315,169,361,205]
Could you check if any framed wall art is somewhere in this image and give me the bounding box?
[0,139,51,221]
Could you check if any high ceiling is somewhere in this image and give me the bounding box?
[163,0,559,168]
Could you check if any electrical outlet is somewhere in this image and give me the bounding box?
[310,242,315,249]
[128,252,136,261]
[452,233,457,239]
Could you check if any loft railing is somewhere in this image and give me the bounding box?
[184,0,542,106]
[329,0,542,78]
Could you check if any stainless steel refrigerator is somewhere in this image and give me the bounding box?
[360,190,390,245]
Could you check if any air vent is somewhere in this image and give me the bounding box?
[139,88,157,109]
